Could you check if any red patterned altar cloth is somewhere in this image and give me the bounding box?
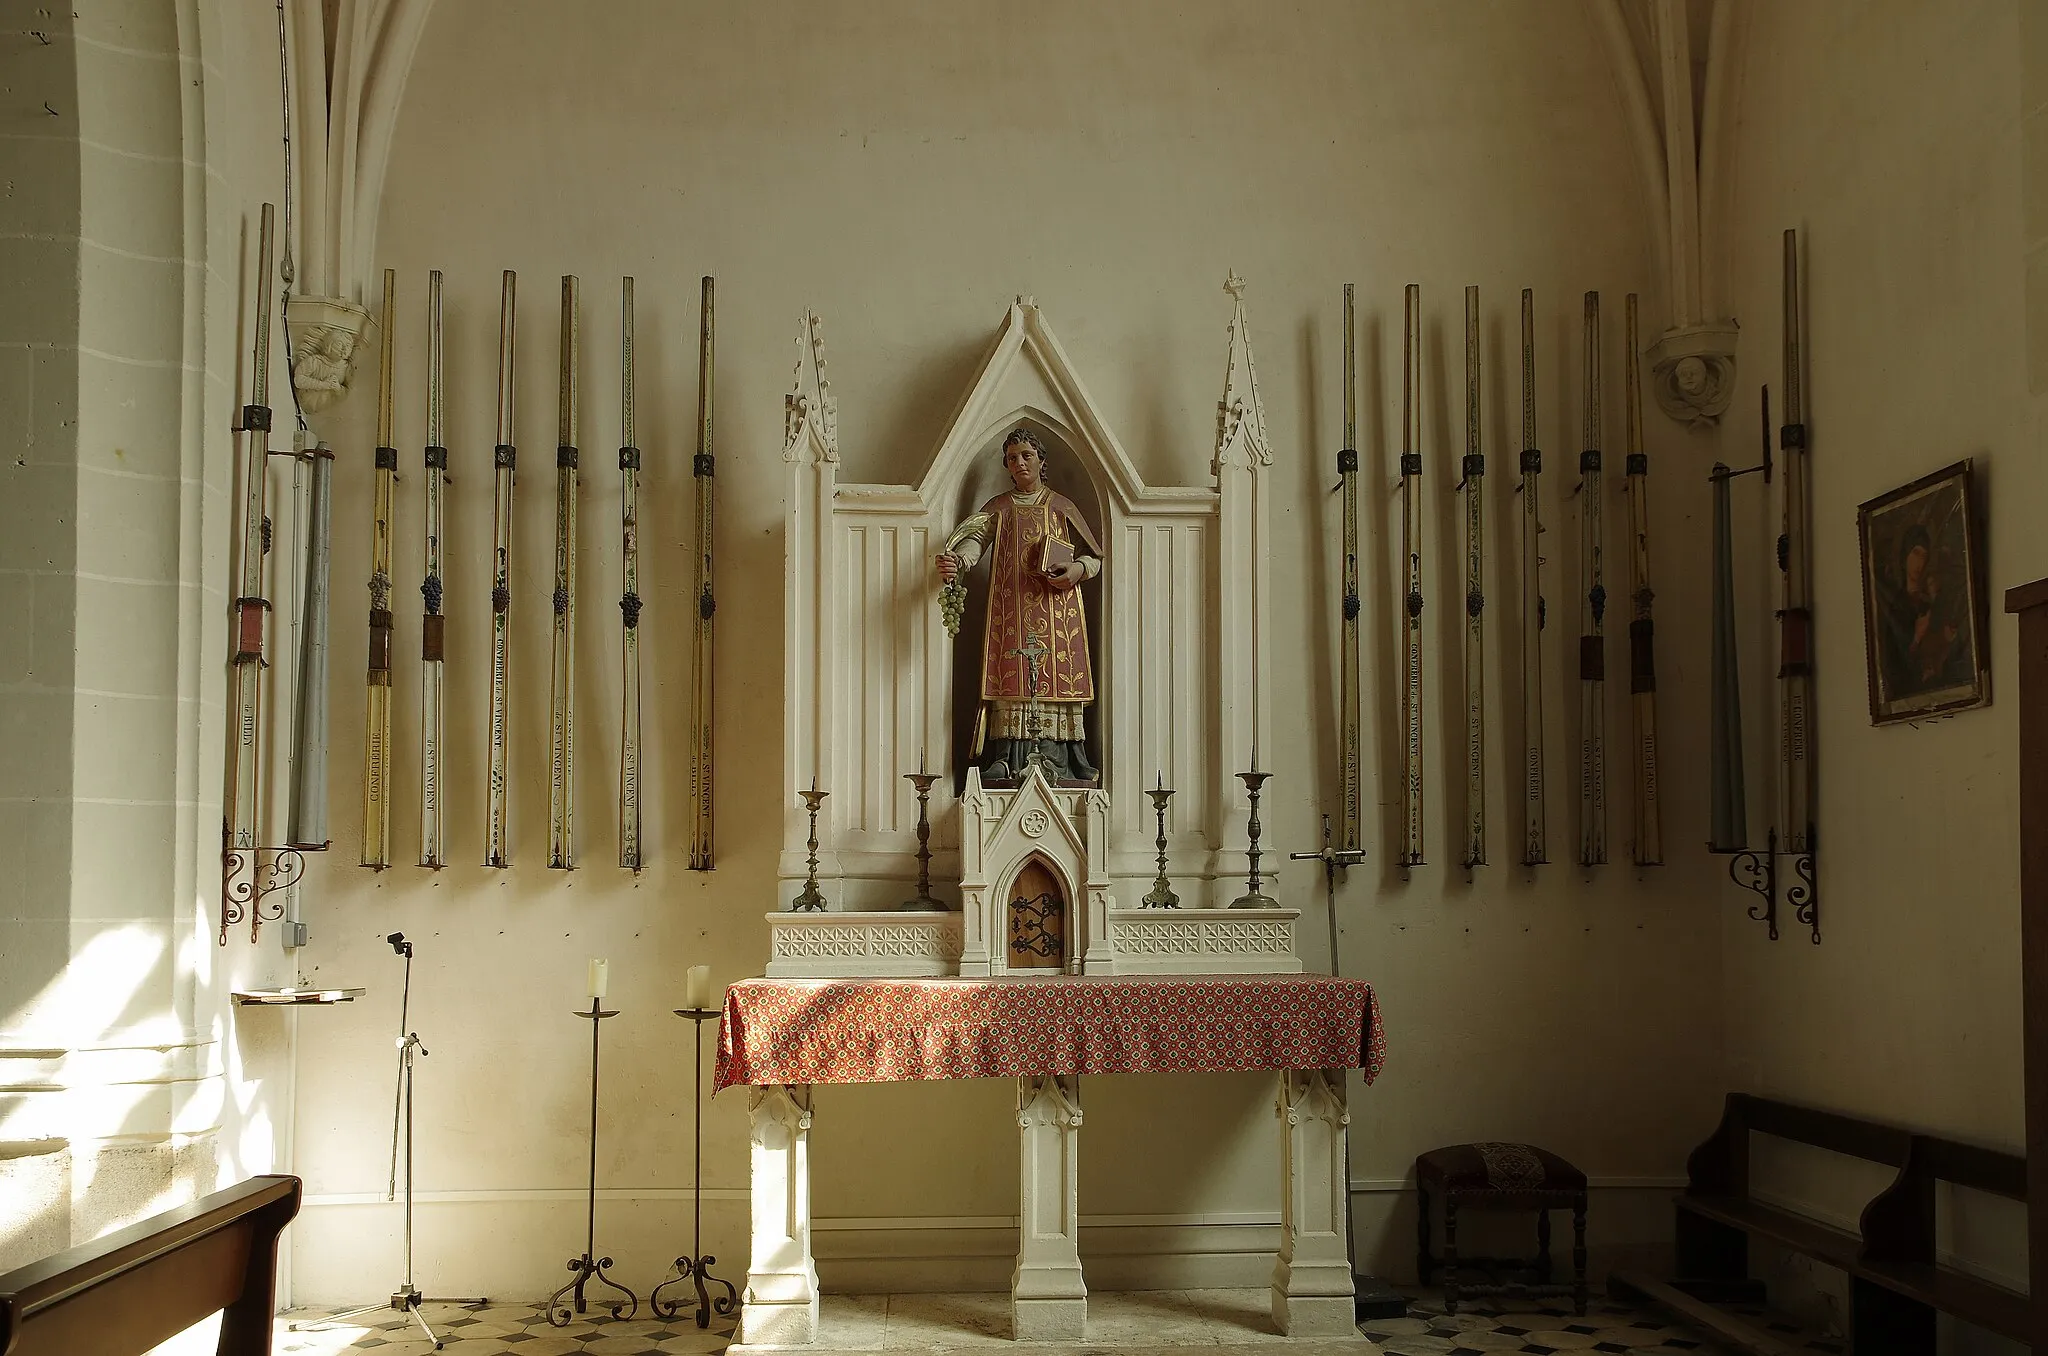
[713,973,1384,1093]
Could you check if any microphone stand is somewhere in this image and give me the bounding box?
[294,934,486,1350]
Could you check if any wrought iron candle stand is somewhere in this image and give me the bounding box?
[548,999,638,1327]
[1141,772,1179,908]
[1231,767,1278,909]
[652,1008,740,1328]
[791,780,828,911]
[901,759,943,911]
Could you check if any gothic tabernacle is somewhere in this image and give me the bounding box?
[936,428,1105,787]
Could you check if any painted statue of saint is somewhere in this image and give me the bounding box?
[936,429,1103,784]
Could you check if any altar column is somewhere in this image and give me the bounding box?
[1013,1074,1086,1339]
[1271,1068,1357,1336]
[743,1084,819,1345]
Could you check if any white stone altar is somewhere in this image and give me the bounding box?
[744,284,1358,1349]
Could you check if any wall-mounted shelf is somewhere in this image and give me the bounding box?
[231,987,364,1006]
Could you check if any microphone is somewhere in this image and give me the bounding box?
[387,932,413,957]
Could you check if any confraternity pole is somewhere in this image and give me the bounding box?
[1398,283,1425,869]
[363,267,397,870]
[1518,289,1548,867]
[1623,294,1662,866]
[688,276,717,871]
[1577,292,1607,868]
[485,270,517,868]
[1460,285,1486,869]
[226,203,278,865]
[549,275,580,870]
[1779,228,1818,940]
[420,269,448,870]
[1338,284,1361,858]
[619,278,645,871]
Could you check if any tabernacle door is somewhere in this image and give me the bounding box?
[1007,856,1067,971]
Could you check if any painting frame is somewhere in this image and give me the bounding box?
[1856,459,1990,726]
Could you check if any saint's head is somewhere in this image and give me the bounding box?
[1002,429,1047,494]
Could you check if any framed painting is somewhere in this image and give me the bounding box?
[1857,459,1990,724]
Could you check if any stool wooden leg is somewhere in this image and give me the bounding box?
[1536,1205,1553,1281]
[1415,1183,1433,1286]
[1571,1191,1588,1316]
[1442,1195,1460,1315]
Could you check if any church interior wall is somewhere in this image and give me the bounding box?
[1711,1,2031,1347]
[0,0,299,1292]
[281,0,1727,1302]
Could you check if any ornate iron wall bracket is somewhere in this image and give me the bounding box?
[1725,827,1778,942]
[1717,829,1820,945]
[221,829,307,946]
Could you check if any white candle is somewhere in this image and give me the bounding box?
[587,958,609,1001]
[685,964,711,1011]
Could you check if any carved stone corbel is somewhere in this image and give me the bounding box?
[284,295,376,414]
[1648,322,1740,430]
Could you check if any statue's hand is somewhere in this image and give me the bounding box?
[1046,561,1086,591]
[936,552,961,584]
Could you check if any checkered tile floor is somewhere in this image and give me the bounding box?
[248,1288,1846,1353]
[274,1301,732,1354]
[1362,1291,1843,1356]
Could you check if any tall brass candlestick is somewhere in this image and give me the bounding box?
[901,752,941,911]
[1230,759,1277,910]
[791,781,828,912]
[1142,772,1179,908]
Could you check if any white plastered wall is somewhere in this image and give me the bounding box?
[0,0,300,1294]
[1711,3,2033,1351]
[283,0,1729,1302]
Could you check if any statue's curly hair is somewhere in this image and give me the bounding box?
[1001,427,1046,460]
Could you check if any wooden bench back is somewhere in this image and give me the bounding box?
[1686,1093,2025,1266]
[0,1175,300,1356]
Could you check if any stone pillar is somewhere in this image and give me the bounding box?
[1271,1069,1356,1336]
[1013,1074,1086,1340]
[742,1084,818,1345]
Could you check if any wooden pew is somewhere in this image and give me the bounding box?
[0,1175,300,1356]
[1618,1094,2027,1354]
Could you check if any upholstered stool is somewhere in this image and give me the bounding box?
[1415,1142,1587,1315]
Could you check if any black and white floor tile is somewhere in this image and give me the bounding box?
[1361,1291,1844,1356]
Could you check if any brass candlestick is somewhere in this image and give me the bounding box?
[1231,765,1278,909]
[901,753,942,911]
[1141,771,1179,908]
[791,780,828,911]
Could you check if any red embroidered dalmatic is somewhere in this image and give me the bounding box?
[959,489,1102,704]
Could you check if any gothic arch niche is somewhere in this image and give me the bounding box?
[1001,851,1071,972]
[947,412,1108,794]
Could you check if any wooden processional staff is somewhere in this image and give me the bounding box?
[1397,284,1426,869]
[1338,284,1363,860]
[619,279,645,872]
[1778,230,1818,939]
[687,278,717,871]
[1459,286,1486,869]
[1623,294,1662,866]
[549,277,581,870]
[1518,289,1549,866]
[226,204,278,873]
[420,270,448,869]
[486,271,517,868]
[1577,292,1608,868]
[363,268,397,870]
